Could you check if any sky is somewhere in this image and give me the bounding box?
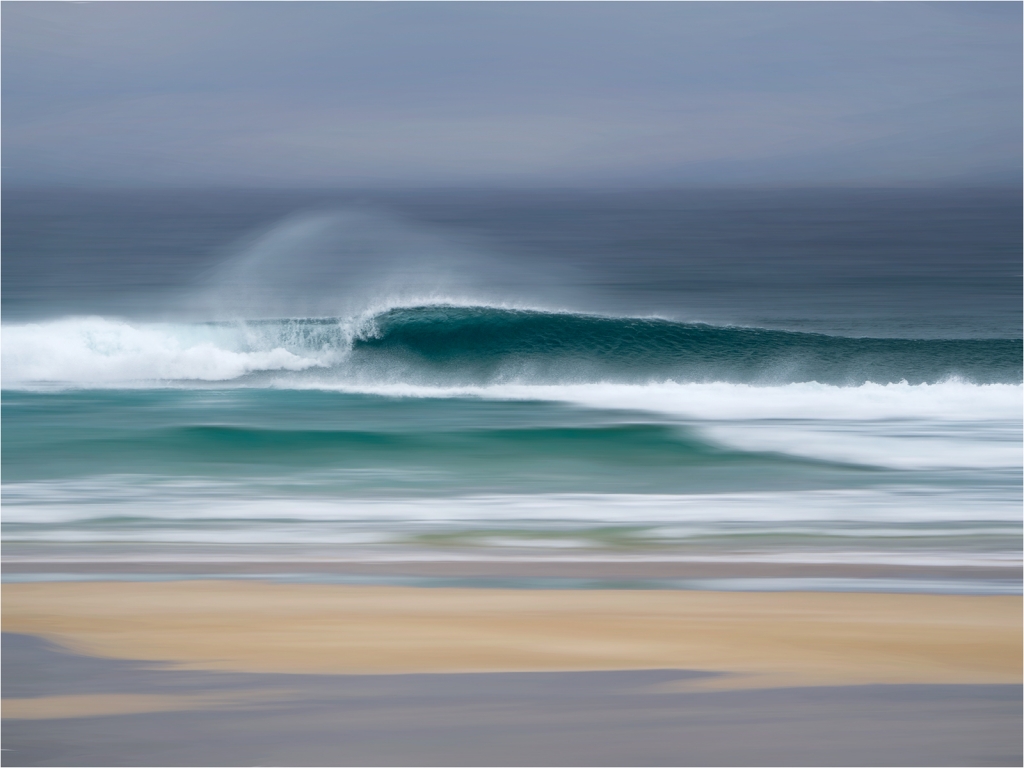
[2,2,1021,188]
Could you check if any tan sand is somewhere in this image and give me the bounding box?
[3,582,1020,689]
[1,691,293,720]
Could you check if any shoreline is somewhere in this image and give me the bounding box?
[6,557,1019,581]
[4,542,1019,578]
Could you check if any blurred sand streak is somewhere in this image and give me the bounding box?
[3,582,1020,688]
[2,690,292,720]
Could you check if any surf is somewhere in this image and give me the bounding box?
[3,304,1020,388]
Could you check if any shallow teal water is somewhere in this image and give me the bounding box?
[2,389,876,492]
[3,384,1020,573]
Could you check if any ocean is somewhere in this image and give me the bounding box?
[2,188,1021,592]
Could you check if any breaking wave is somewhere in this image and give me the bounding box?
[3,304,1020,388]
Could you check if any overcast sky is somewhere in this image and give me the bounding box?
[3,2,1020,187]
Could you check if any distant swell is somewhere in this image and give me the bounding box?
[2,304,1021,387]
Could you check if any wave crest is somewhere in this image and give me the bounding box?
[3,304,1020,388]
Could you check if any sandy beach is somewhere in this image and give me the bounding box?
[4,582,1020,685]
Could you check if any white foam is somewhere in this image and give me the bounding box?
[5,486,1020,526]
[701,419,1022,470]
[1,316,328,385]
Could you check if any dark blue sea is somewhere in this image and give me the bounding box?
[2,188,1021,591]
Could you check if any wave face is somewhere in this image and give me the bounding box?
[3,305,1021,388]
[353,306,1021,385]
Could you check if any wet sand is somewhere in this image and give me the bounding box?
[3,583,1021,766]
[3,633,1019,766]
